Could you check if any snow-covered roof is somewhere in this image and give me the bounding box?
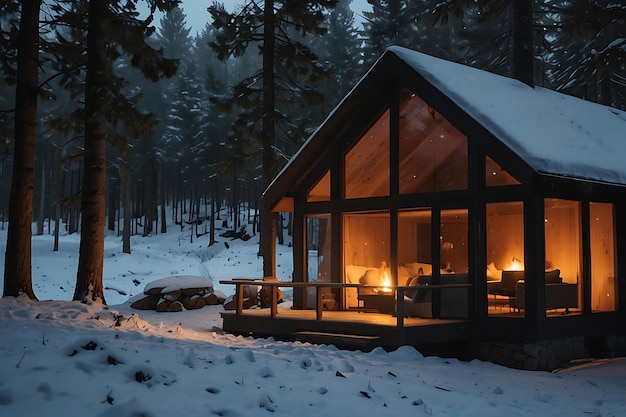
[388,46,626,185]
[265,47,626,206]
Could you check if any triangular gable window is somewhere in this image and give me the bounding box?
[485,155,520,186]
[398,90,467,194]
[344,109,390,199]
[307,170,331,202]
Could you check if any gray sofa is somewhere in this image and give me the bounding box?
[512,280,578,311]
[488,269,578,312]
[403,273,469,318]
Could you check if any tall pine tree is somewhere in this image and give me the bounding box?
[45,0,179,303]
[2,0,41,300]
[209,0,337,278]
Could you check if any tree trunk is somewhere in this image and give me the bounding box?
[53,150,64,252]
[512,0,533,87]
[36,160,45,235]
[107,169,117,231]
[3,0,41,300]
[119,163,131,254]
[261,0,277,279]
[209,183,216,246]
[159,164,167,234]
[277,212,284,245]
[74,0,108,303]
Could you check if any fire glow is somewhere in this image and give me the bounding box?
[375,270,393,293]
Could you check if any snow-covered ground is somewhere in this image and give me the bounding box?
[1,220,625,416]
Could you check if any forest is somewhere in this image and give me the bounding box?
[1,0,624,303]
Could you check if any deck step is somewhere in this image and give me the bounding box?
[292,331,381,350]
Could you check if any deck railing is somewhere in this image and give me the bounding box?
[219,279,472,328]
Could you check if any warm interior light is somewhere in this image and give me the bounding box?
[375,265,392,293]
[508,257,524,271]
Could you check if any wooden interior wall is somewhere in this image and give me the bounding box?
[486,203,525,271]
[343,214,390,268]
[545,202,581,283]
[590,203,618,311]
[344,111,390,199]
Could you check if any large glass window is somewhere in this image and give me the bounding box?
[306,214,331,283]
[440,209,468,273]
[486,202,525,317]
[343,211,390,308]
[544,199,581,315]
[397,210,432,286]
[486,156,520,187]
[398,90,468,194]
[307,170,331,202]
[590,202,618,312]
[305,214,333,310]
[344,111,390,199]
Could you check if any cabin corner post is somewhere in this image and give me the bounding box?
[525,193,545,337]
[292,194,306,308]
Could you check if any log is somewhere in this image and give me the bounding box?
[155,298,170,312]
[167,301,184,312]
[130,294,160,310]
[182,295,207,310]
[182,287,213,296]
[145,287,165,296]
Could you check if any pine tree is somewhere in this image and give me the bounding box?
[43,0,179,303]
[310,0,362,115]
[550,0,626,109]
[360,0,420,67]
[209,0,337,278]
[2,0,41,300]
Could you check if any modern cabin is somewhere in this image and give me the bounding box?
[222,46,626,369]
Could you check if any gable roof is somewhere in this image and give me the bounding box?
[389,46,626,185]
[265,46,626,208]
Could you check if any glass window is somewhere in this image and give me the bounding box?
[307,170,330,202]
[343,211,390,308]
[306,214,331,283]
[398,90,468,194]
[440,209,468,273]
[486,202,525,317]
[486,156,520,186]
[397,209,432,286]
[544,199,581,315]
[344,110,389,199]
[590,202,618,312]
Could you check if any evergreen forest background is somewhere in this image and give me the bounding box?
[1,0,624,301]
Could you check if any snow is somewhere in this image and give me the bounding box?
[142,275,214,294]
[1,224,625,417]
[388,45,626,185]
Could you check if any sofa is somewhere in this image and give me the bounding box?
[402,273,469,318]
[488,269,578,312]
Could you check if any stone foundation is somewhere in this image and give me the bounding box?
[472,335,626,371]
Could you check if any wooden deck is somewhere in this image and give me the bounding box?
[220,308,474,351]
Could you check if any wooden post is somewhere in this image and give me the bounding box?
[270,285,278,318]
[396,288,405,328]
[316,287,323,320]
[235,284,244,315]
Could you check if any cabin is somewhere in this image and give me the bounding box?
[221,46,626,370]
